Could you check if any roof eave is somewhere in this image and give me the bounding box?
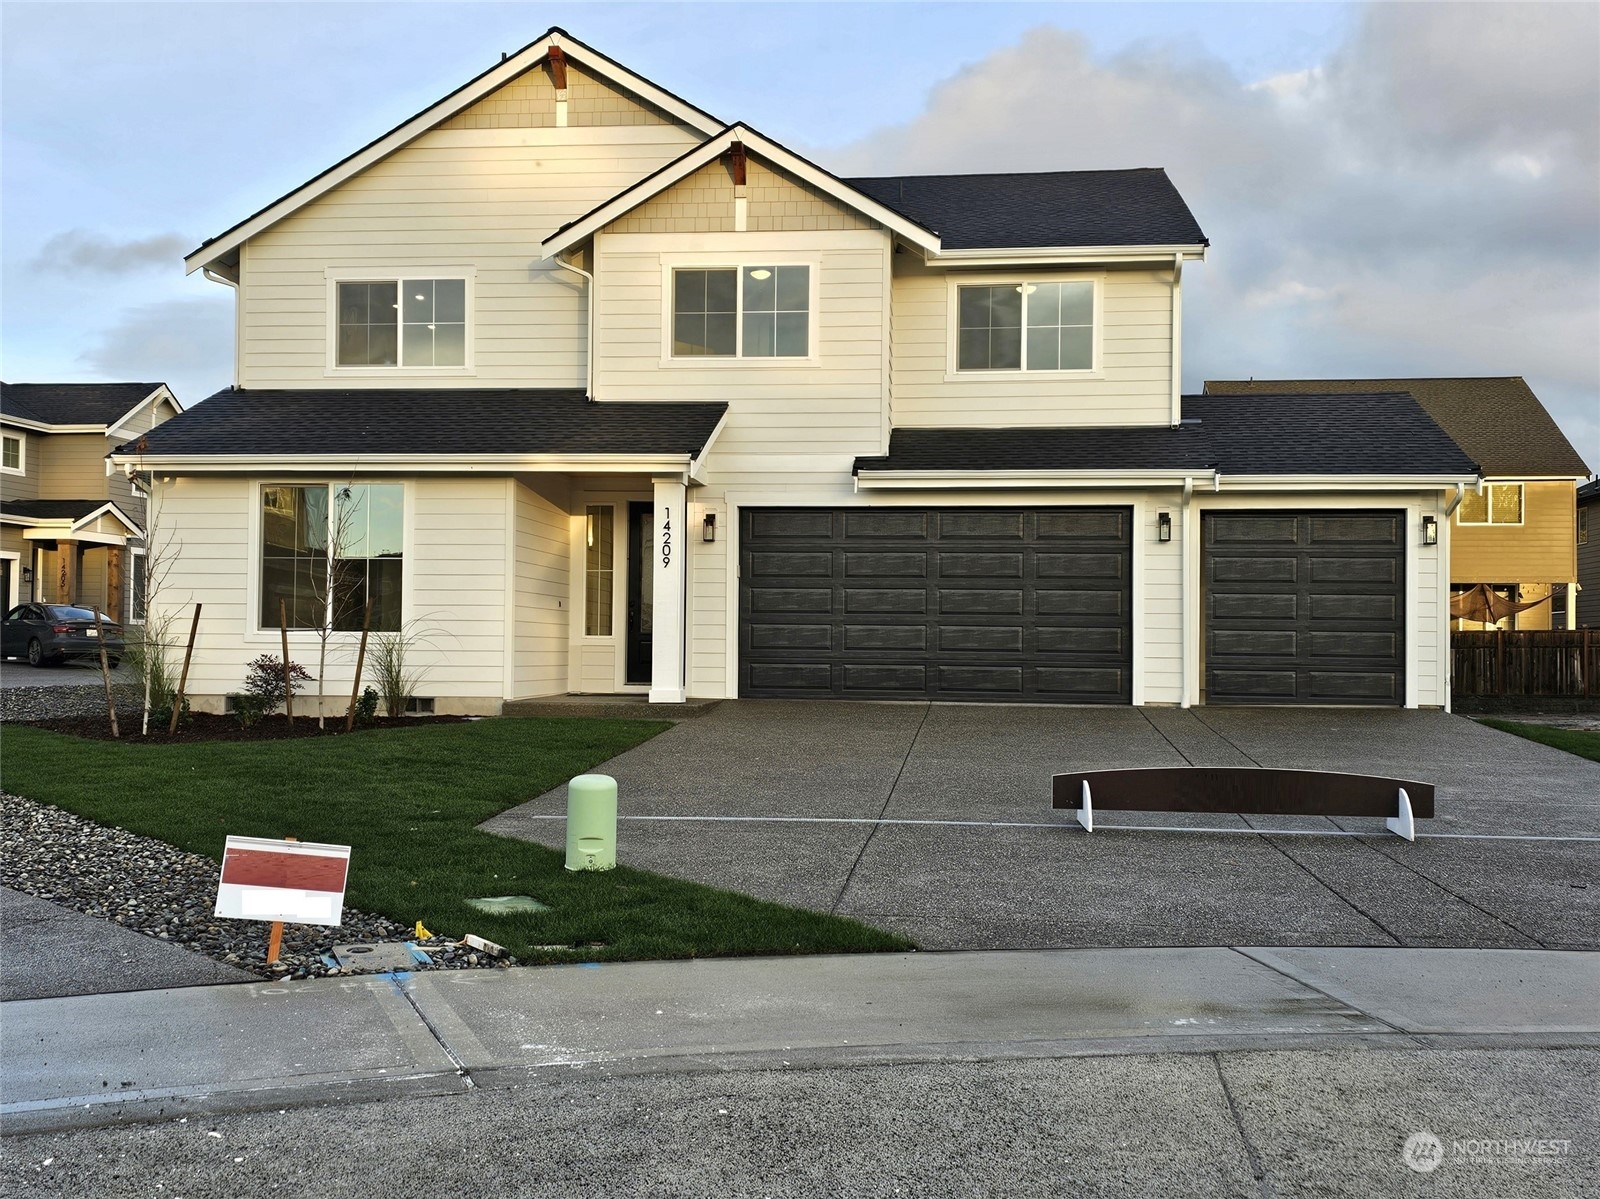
[186,30,725,276]
[926,243,1208,266]
[106,451,700,475]
[853,468,1216,490]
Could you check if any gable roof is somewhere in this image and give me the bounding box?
[1,382,177,431]
[0,499,144,538]
[542,124,942,257]
[110,388,727,463]
[1578,478,1600,505]
[185,28,724,276]
[845,169,1208,252]
[1204,377,1590,478]
[854,392,1479,481]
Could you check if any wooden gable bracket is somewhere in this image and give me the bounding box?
[729,142,747,187]
[730,142,749,230]
[547,45,569,90]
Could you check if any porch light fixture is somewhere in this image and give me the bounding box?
[702,512,717,543]
[1422,515,1438,546]
[1157,511,1173,543]
[20,566,33,585]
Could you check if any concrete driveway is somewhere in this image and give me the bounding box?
[484,703,1600,951]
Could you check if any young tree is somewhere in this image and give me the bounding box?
[304,483,366,729]
[126,440,184,737]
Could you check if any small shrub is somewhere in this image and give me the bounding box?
[353,686,380,726]
[370,625,432,718]
[229,693,272,728]
[150,693,191,731]
[242,653,313,710]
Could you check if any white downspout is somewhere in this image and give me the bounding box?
[555,253,597,400]
[1170,253,1183,427]
[203,267,241,388]
[1179,475,1194,708]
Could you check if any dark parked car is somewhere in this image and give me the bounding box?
[2,604,125,667]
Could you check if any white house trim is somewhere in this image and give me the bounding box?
[110,452,699,479]
[185,28,725,276]
[855,469,1215,491]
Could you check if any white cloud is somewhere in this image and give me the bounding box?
[822,5,1599,466]
[32,230,192,275]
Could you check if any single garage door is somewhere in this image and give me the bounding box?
[1204,510,1405,705]
[740,507,1132,703]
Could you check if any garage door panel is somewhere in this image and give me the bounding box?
[842,663,926,694]
[1210,557,1298,583]
[742,507,1131,703]
[938,665,1024,694]
[749,624,833,650]
[1036,627,1125,655]
[1310,593,1398,621]
[844,588,926,614]
[940,625,1024,653]
[844,510,927,538]
[1309,557,1398,584]
[1211,593,1297,620]
[845,625,927,651]
[845,551,926,577]
[1205,511,1403,706]
[750,510,832,539]
[750,551,833,578]
[941,552,1024,578]
[1037,511,1126,540]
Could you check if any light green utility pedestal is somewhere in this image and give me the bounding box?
[565,773,617,872]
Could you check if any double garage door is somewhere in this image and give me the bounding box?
[739,506,1407,707]
[740,507,1133,703]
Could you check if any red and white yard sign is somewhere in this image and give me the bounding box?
[215,836,351,927]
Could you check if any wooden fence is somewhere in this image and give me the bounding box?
[1451,630,1597,697]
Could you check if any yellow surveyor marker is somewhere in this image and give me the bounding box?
[414,921,433,940]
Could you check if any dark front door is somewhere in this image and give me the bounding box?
[625,502,653,685]
[739,506,1133,703]
[1203,510,1406,705]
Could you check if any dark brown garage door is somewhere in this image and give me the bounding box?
[740,507,1132,703]
[1204,511,1405,705]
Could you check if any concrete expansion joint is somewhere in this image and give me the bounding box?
[1212,1054,1279,1199]
[389,975,477,1090]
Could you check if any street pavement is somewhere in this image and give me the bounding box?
[1,946,1596,1196]
[485,703,1600,952]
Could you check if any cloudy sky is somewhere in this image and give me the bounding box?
[2,1,1595,466]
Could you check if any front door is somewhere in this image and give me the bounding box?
[625,502,653,685]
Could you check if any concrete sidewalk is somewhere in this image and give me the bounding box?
[4,945,1596,1134]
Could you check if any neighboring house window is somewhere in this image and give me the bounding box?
[671,266,810,358]
[1457,483,1524,526]
[336,278,466,367]
[1579,506,1589,546]
[129,549,147,623]
[261,484,403,631]
[585,505,614,636]
[956,280,1095,372]
[1,433,22,474]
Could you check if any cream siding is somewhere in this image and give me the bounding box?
[238,121,703,390]
[889,258,1176,428]
[512,478,571,698]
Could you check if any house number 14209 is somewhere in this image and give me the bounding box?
[661,506,672,569]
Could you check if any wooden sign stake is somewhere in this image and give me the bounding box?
[169,602,202,735]
[93,605,119,739]
[264,836,298,965]
[345,598,372,733]
[280,599,293,726]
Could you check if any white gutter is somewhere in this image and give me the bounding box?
[0,417,106,435]
[554,253,597,399]
[1215,474,1480,490]
[1179,475,1194,710]
[1170,252,1183,428]
[926,244,1207,267]
[855,468,1218,490]
[205,268,242,388]
[106,452,696,478]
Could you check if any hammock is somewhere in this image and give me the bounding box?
[1449,582,1551,625]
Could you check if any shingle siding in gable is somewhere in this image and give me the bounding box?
[439,63,685,130]
[607,157,874,235]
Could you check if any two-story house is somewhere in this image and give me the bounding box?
[115,29,1478,713]
[1204,379,1591,630]
[1,382,181,620]
[1578,478,1599,628]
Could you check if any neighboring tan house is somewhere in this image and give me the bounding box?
[114,28,1479,713]
[1204,379,1591,630]
[1,383,182,620]
[1579,478,1600,628]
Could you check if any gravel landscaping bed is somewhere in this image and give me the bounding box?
[0,682,141,724]
[0,794,516,980]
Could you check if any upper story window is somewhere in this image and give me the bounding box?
[1457,483,1523,526]
[1578,506,1588,546]
[671,266,810,358]
[333,276,468,369]
[1,433,22,474]
[955,279,1096,373]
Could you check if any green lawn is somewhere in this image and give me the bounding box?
[1,720,912,962]
[1478,719,1600,764]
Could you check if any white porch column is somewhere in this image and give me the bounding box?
[649,476,688,703]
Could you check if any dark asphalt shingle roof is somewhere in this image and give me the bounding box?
[1578,478,1600,504]
[115,389,727,458]
[855,393,1479,478]
[2,383,166,428]
[844,169,1208,251]
[1,499,124,522]
[1204,377,1590,478]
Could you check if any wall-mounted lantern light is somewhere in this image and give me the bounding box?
[1422,515,1438,546]
[1157,511,1173,543]
[703,512,717,543]
[20,566,33,586]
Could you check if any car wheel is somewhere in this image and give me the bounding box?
[26,638,45,667]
